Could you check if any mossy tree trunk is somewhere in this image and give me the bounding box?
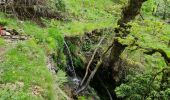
[109,0,147,82]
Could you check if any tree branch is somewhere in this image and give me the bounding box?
[80,36,105,86]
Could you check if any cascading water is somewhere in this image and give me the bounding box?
[64,40,80,85]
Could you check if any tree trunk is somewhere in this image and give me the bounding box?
[109,0,147,82]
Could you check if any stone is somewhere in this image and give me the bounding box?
[1,30,6,35]
[5,31,11,36]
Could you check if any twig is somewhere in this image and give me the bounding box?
[140,13,144,20]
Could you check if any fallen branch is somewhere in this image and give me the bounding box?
[80,36,105,86]
[76,41,113,94]
[75,59,102,95]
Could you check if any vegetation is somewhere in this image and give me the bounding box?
[0,0,170,100]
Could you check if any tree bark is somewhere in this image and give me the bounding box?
[109,0,147,82]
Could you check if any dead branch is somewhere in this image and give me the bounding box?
[75,41,113,94]
[75,59,102,95]
[80,36,105,86]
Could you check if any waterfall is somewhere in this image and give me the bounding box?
[64,40,80,84]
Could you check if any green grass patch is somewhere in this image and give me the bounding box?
[0,38,5,46]
[0,40,55,100]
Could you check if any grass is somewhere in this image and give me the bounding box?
[57,19,115,36]
[0,40,55,100]
[0,38,5,46]
[1,0,169,99]
[0,1,120,99]
[0,12,68,100]
[62,0,122,20]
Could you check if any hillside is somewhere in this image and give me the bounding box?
[0,0,170,100]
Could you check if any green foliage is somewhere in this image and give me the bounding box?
[48,28,64,49]
[0,13,8,26]
[44,0,117,37]
[56,70,68,86]
[61,0,114,20]
[0,19,8,26]
[128,20,170,58]
[0,0,169,99]
[22,22,48,43]
[142,0,170,19]
[115,70,170,100]
[142,0,156,14]
[116,5,170,99]
[55,0,66,12]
